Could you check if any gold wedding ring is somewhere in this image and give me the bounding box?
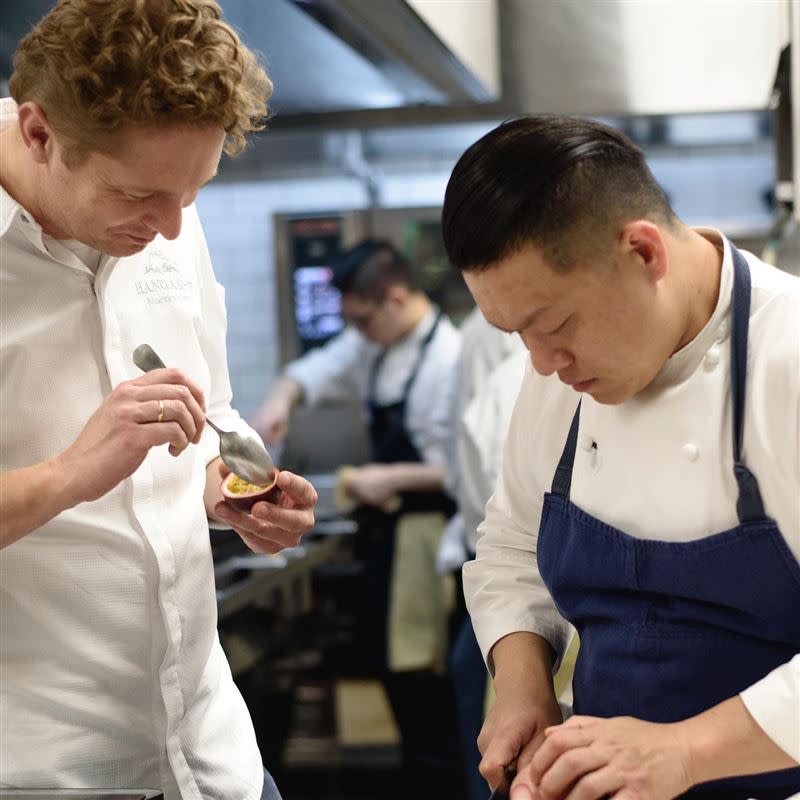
[157,399,165,423]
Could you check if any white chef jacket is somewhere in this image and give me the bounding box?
[0,101,263,798]
[464,231,800,763]
[445,309,520,495]
[285,308,461,468]
[458,347,527,553]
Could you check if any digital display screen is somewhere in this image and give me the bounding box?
[293,266,343,343]
[289,217,344,353]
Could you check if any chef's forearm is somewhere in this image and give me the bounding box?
[681,695,799,786]
[491,631,557,698]
[272,376,304,409]
[381,462,446,494]
[0,460,77,548]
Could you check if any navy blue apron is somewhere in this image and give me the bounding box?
[537,245,800,799]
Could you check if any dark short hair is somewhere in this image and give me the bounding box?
[442,115,675,272]
[331,239,418,302]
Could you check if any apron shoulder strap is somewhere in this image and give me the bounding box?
[729,245,766,523]
[401,311,442,400]
[367,311,443,410]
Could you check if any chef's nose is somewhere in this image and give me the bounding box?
[143,197,185,241]
[529,344,574,377]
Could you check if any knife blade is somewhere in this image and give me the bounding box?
[488,765,516,800]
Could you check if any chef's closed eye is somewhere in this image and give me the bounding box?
[542,314,573,336]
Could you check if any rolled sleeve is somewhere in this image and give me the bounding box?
[740,654,800,762]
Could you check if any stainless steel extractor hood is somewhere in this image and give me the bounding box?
[0,0,791,128]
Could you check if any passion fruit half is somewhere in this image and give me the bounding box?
[220,471,282,511]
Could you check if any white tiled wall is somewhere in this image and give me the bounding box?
[196,177,369,418]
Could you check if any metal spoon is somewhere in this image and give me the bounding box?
[132,343,277,487]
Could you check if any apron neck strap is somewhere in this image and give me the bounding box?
[550,400,581,497]
[368,311,442,407]
[550,243,765,523]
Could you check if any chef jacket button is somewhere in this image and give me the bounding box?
[580,435,595,452]
[683,443,699,461]
[704,345,720,370]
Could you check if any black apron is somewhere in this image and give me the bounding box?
[357,312,456,672]
[354,313,465,799]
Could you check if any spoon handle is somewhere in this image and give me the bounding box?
[204,417,225,437]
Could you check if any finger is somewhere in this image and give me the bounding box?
[509,785,538,800]
[480,736,522,788]
[165,422,191,457]
[539,747,610,800]
[153,398,200,446]
[275,471,318,508]
[136,416,190,456]
[236,528,286,555]
[510,761,546,800]
[213,503,303,549]
[131,367,206,409]
[516,727,548,772]
[567,764,624,800]
[133,383,205,443]
[531,728,596,782]
[251,500,314,535]
[547,716,599,734]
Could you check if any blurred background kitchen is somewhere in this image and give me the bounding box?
[2,1,798,798]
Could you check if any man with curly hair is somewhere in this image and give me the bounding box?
[0,2,317,798]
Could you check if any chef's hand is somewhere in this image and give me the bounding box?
[516,715,692,800]
[57,368,206,504]
[480,680,563,794]
[343,463,398,508]
[210,461,317,554]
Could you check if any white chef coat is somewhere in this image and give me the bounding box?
[459,347,527,553]
[0,100,263,798]
[285,308,461,468]
[464,231,800,763]
[445,308,521,497]
[436,309,522,573]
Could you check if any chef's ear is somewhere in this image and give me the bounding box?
[16,102,56,165]
[384,284,409,308]
[618,220,668,283]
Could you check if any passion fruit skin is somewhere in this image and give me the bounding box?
[220,471,282,512]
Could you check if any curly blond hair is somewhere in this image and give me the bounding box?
[10,0,272,163]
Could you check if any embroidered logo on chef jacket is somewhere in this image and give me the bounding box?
[133,248,195,306]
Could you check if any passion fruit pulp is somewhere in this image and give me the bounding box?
[220,471,282,511]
